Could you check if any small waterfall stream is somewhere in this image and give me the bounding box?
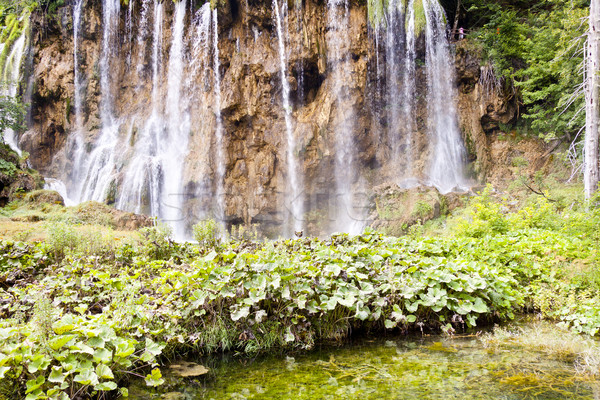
[162,0,189,238]
[423,0,467,193]
[326,0,363,234]
[273,0,304,236]
[116,0,164,218]
[76,0,121,203]
[402,0,416,178]
[212,8,226,226]
[1,31,27,155]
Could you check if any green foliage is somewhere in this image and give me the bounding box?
[464,0,588,139]
[0,157,17,177]
[452,186,509,237]
[192,219,221,248]
[139,223,176,260]
[0,95,26,141]
[1,185,600,397]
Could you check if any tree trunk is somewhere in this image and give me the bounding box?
[451,0,461,40]
[585,0,600,199]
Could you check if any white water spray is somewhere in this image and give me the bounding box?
[213,9,226,226]
[327,0,363,234]
[273,0,304,236]
[1,32,27,154]
[423,0,467,193]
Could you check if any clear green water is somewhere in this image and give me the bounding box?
[131,332,598,400]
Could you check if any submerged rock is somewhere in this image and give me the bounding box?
[168,362,210,378]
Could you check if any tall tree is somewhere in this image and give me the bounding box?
[585,0,600,199]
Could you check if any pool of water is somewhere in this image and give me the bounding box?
[130,327,599,399]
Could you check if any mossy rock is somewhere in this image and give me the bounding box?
[24,189,65,206]
[73,201,115,227]
[370,184,467,236]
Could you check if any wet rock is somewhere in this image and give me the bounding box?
[168,362,210,378]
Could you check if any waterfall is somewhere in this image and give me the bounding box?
[212,9,226,226]
[63,0,86,205]
[385,0,404,166]
[326,0,363,234]
[162,0,189,238]
[72,0,84,131]
[75,0,121,203]
[189,4,211,92]
[1,31,27,155]
[423,0,467,193]
[116,0,164,218]
[116,0,189,239]
[46,0,468,238]
[273,0,304,236]
[401,0,416,179]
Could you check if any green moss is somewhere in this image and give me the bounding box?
[412,0,426,36]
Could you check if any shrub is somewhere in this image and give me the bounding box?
[139,223,174,260]
[192,219,221,247]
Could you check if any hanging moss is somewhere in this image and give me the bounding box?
[367,0,388,29]
[412,0,426,37]
[0,11,30,85]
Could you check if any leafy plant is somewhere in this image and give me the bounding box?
[192,219,221,248]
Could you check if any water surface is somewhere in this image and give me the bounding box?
[131,329,598,399]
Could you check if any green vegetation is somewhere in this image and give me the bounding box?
[0,95,26,141]
[0,184,598,398]
[463,0,588,140]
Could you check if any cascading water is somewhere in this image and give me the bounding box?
[116,0,164,218]
[326,0,363,234]
[161,0,189,238]
[212,8,226,226]
[401,0,416,179]
[273,0,304,236]
[75,0,121,202]
[423,0,467,193]
[375,0,465,191]
[1,30,27,155]
[31,0,468,239]
[61,0,85,205]
[117,0,189,239]
[72,0,84,132]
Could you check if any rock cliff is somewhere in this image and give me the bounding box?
[14,0,526,237]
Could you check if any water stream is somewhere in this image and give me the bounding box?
[273,0,304,237]
[326,0,363,235]
[1,31,27,155]
[212,8,226,228]
[423,0,468,193]
[130,322,599,400]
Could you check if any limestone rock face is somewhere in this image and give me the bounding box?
[16,0,524,237]
[454,42,519,182]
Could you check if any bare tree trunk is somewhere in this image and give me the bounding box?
[451,0,461,40]
[585,0,600,199]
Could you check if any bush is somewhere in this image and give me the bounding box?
[193,219,222,247]
[453,186,509,238]
[139,223,174,260]
[46,222,117,261]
